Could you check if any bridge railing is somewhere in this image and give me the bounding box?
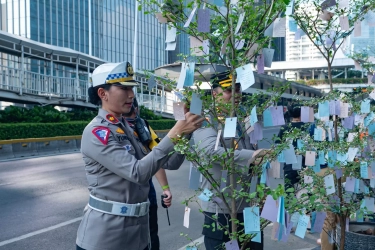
[0,65,174,115]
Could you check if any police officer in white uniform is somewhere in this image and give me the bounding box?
[76,61,204,250]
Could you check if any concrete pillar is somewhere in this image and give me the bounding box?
[296,71,300,80]
[312,69,315,80]
[20,45,24,95]
[344,67,347,79]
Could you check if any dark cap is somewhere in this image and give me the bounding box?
[211,71,235,89]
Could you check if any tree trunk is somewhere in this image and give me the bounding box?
[328,62,345,250]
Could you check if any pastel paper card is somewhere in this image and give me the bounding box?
[365,197,375,212]
[250,123,263,144]
[361,99,371,114]
[225,240,240,250]
[197,9,210,32]
[292,155,303,170]
[319,101,330,117]
[369,123,375,136]
[347,132,357,143]
[324,174,336,195]
[223,117,237,138]
[335,168,343,179]
[264,23,273,37]
[251,232,261,243]
[328,150,336,168]
[155,13,168,23]
[364,112,375,127]
[220,170,228,191]
[337,152,348,163]
[176,63,187,89]
[313,212,327,233]
[281,223,293,242]
[173,102,186,120]
[260,195,278,222]
[354,179,360,194]
[250,175,258,194]
[186,247,197,250]
[278,151,286,163]
[329,100,341,115]
[297,139,304,150]
[257,54,265,74]
[360,162,369,179]
[370,90,375,100]
[272,18,286,37]
[235,39,245,50]
[189,165,200,190]
[263,48,275,67]
[190,36,204,56]
[345,177,356,192]
[354,114,364,126]
[295,215,310,239]
[339,16,350,30]
[250,106,258,126]
[343,116,354,129]
[305,151,316,166]
[284,144,298,165]
[285,0,294,15]
[304,175,313,184]
[183,207,191,228]
[301,106,311,122]
[347,148,359,162]
[190,93,203,115]
[184,62,195,87]
[260,163,268,184]
[214,130,222,151]
[183,6,198,28]
[295,28,302,40]
[339,103,349,118]
[235,64,255,91]
[319,151,326,165]
[166,24,177,42]
[309,107,315,122]
[202,40,209,55]
[314,128,323,141]
[313,159,321,173]
[234,13,245,34]
[198,188,213,201]
[263,108,273,127]
[244,206,260,233]
[148,75,156,89]
[290,212,301,227]
[289,18,297,32]
[270,106,285,126]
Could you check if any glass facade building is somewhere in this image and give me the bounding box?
[0,0,174,71]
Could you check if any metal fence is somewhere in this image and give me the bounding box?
[0,64,174,115]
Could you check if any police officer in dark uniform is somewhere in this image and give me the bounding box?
[76,61,205,250]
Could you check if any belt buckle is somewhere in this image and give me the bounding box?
[139,202,147,216]
[134,203,141,217]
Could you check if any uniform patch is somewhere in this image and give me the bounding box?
[106,114,119,124]
[124,145,132,151]
[120,206,128,214]
[116,128,125,134]
[92,127,110,145]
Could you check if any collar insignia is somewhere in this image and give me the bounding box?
[106,114,119,124]
[92,127,110,145]
[116,128,125,134]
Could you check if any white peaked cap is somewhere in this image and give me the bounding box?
[91,61,137,87]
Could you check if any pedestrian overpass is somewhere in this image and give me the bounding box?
[0,30,323,116]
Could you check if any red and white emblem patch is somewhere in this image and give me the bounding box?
[92,127,110,145]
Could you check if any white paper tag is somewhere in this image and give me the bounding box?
[324,174,336,195]
[173,102,186,120]
[214,130,222,151]
[183,207,191,228]
[223,117,237,138]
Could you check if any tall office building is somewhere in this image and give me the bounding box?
[0,0,186,72]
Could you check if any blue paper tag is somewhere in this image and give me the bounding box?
[360,162,369,179]
[263,108,273,127]
[361,99,371,114]
[244,207,260,233]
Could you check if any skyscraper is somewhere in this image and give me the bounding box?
[0,0,173,71]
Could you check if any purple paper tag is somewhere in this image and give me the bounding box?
[257,54,265,74]
[335,168,343,179]
[312,212,327,233]
[225,240,240,250]
[260,195,278,222]
[281,223,293,242]
[343,116,354,129]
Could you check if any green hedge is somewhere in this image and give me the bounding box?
[0,120,175,140]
